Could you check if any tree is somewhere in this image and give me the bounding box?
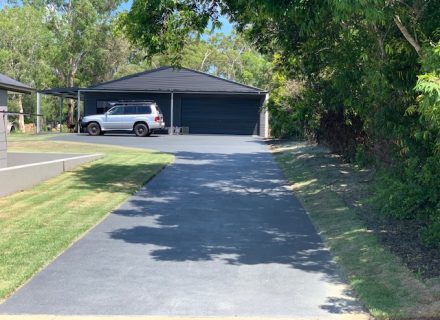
[208,33,271,89]
[2,1,129,129]
[42,0,123,128]
[0,5,53,131]
[113,31,272,90]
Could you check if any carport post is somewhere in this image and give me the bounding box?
[77,90,81,133]
[169,91,174,135]
[265,93,270,138]
[36,92,41,133]
[59,96,63,133]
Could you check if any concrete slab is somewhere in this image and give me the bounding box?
[0,134,366,318]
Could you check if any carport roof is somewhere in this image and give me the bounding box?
[0,73,33,94]
[88,66,267,94]
[39,87,85,99]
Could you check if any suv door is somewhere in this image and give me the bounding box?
[121,105,137,129]
[105,106,125,129]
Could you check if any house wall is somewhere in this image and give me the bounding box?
[0,90,7,168]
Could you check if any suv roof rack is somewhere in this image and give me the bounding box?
[110,100,156,105]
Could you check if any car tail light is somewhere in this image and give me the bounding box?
[154,116,160,122]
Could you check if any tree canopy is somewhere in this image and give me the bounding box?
[113,31,271,89]
[0,4,53,129]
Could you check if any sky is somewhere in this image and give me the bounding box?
[210,15,234,35]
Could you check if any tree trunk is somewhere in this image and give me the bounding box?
[200,50,211,70]
[17,94,25,132]
[67,99,75,131]
[66,70,76,131]
[393,15,422,56]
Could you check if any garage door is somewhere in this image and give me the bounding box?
[181,97,260,135]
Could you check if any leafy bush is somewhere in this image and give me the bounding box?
[375,41,440,247]
[375,156,440,220]
[355,144,375,167]
[422,217,440,248]
[267,68,311,139]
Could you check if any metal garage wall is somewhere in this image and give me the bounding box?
[180,95,262,135]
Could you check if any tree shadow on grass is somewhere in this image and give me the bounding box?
[71,161,166,194]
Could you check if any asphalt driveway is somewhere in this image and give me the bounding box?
[0,134,364,317]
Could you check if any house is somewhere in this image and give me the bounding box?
[0,73,33,168]
[40,66,269,136]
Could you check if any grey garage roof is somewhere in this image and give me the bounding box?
[0,73,33,94]
[87,66,267,94]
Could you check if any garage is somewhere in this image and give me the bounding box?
[39,66,269,137]
[181,96,261,135]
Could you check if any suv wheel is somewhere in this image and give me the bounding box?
[87,122,101,136]
[134,123,149,137]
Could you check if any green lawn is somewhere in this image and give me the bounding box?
[0,139,174,300]
[271,141,440,319]
[7,132,68,142]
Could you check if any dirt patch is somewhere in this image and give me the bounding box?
[358,207,440,279]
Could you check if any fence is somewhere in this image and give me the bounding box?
[0,109,72,135]
[1,110,58,168]
[0,110,45,134]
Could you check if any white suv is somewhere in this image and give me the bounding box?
[81,101,165,137]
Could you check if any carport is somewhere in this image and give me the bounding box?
[0,73,34,168]
[39,66,269,137]
[37,87,85,133]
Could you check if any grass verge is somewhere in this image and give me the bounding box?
[0,139,174,299]
[271,141,440,319]
[7,132,68,142]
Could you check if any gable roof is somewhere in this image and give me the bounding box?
[0,73,33,94]
[87,66,267,94]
